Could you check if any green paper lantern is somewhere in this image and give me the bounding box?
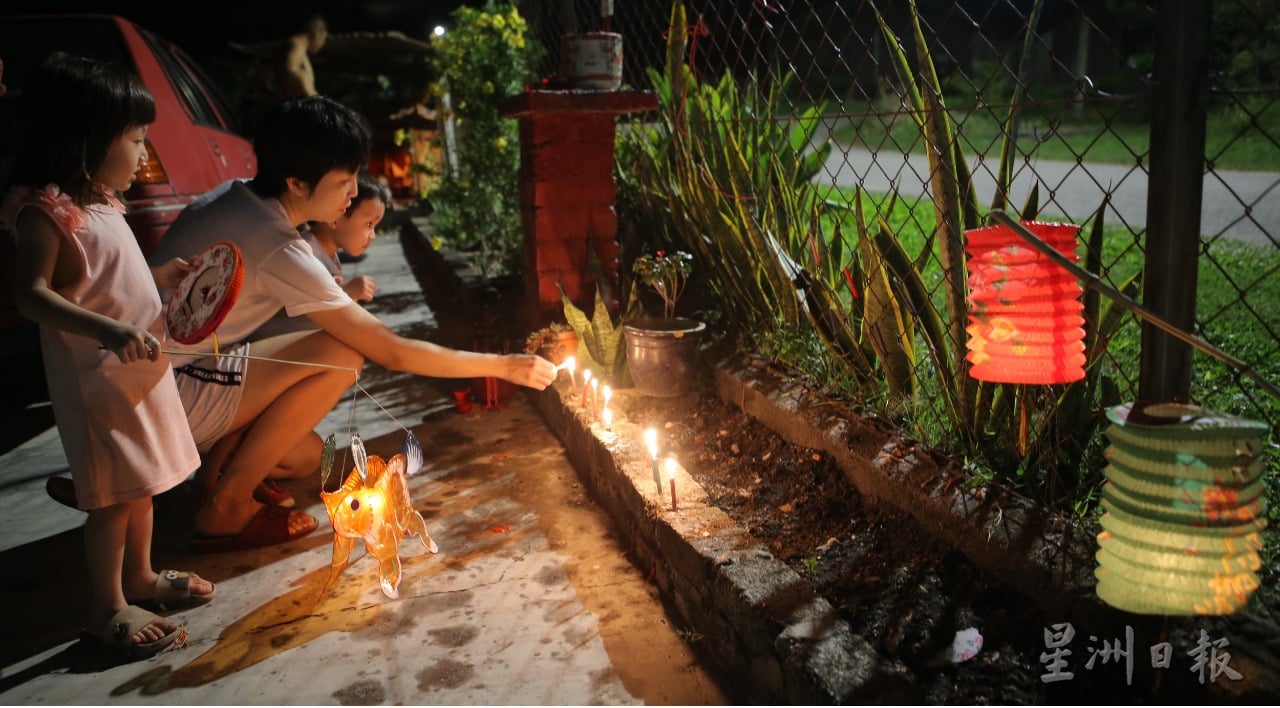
[1095,402,1270,616]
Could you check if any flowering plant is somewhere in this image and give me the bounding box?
[631,250,693,320]
[428,3,539,276]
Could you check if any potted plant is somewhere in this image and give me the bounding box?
[522,321,579,367]
[623,250,706,397]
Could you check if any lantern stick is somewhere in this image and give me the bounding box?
[988,210,1280,402]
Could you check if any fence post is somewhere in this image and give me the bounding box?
[1140,0,1212,403]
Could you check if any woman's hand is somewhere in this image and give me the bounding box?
[503,353,557,390]
[99,322,161,363]
[151,256,194,288]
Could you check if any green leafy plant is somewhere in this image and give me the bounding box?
[631,250,693,320]
[428,3,538,277]
[618,0,832,340]
[560,282,631,385]
[851,0,1144,509]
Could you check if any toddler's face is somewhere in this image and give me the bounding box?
[97,124,149,192]
[328,197,385,257]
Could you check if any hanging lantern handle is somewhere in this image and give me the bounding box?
[987,210,1280,402]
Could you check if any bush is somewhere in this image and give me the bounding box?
[429,4,540,277]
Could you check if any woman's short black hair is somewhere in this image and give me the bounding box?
[13,52,155,206]
[250,95,371,198]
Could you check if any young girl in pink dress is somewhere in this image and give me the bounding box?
[3,53,215,660]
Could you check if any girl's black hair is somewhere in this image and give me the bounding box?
[250,95,371,198]
[346,172,391,216]
[12,52,155,206]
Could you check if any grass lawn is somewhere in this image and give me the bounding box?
[828,99,1280,172]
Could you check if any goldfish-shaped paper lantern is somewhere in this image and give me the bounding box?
[320,432,439,599]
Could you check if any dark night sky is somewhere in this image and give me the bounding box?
[10,1,471,53]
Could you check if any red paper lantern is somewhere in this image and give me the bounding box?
[964,221,1085,384]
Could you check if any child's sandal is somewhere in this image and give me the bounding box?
[84,605,181,661]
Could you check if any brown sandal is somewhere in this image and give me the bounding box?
[253,479,296,508]
[188,505,317,554]
[83,605,181,660]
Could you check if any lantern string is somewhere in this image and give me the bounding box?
[352,379,413,435]
[160,348,415,434]
[159,348,361,375]
[988,210,1280,402]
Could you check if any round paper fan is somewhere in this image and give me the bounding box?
[165,241,245,345]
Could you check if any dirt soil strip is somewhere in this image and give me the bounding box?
[702,343,1105,624]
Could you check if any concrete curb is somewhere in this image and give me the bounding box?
[528,384,918,704]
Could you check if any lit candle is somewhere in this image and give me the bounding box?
[644,428,660,494]
[602,406,613,432]
[581,369,592,408]
[557,355,576,381]
[590,378,600,415]
[666,455,678,511]
[602,384,612,411]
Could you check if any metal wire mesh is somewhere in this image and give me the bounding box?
[517,0,1280,507]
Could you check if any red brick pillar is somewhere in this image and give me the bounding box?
[499,90,657,328]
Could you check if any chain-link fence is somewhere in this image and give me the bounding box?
[518,0,1280,512]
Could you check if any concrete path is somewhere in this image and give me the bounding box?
[0,222,728,705]
[821,142,1280,248]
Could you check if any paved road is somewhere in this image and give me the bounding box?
[0,222,729,705]
[821,142,1280,248]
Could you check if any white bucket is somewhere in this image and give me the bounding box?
[561,32,623,91]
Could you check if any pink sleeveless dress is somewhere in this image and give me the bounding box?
[3,185,199,509]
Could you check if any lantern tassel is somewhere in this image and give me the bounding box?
[1017,387,1029,457]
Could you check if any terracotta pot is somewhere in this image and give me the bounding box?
[539,331,580,366]
[622,317,705,398]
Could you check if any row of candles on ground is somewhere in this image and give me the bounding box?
[555,356,679,511]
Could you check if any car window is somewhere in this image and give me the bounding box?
[168,42,245,136]
[140,30,226,132]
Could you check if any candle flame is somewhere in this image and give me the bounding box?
[591,378,599,390]
[602,385,612,404]
[583,369,592,383]
[665,455,678,480]
[644,428,658,458]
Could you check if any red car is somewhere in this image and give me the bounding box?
[0,14,257,331]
